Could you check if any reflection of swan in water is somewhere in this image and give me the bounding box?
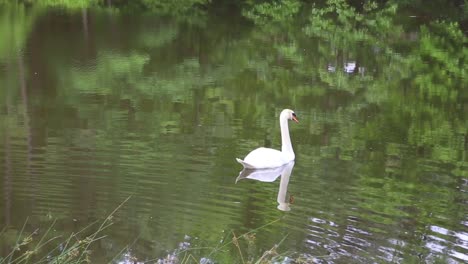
[236,161,295,211]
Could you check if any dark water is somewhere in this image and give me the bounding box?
[0,3,467,263]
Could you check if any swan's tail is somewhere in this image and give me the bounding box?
[236,158,256,169]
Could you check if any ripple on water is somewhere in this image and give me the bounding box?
[275,152,468,263]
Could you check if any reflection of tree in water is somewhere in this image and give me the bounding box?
[0,0,466,262]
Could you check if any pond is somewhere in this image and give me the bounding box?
[0,1,467,263]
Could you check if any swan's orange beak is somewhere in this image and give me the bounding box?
[292,116,299,123]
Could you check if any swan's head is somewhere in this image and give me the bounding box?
[281,109,299,123]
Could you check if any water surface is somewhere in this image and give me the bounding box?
[0,3,467,263]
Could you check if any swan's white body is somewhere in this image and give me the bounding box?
[236,148,291,169]
[236,109,298,169]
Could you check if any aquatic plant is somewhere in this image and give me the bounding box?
[0,197,130,264]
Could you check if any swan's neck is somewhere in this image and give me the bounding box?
[280,116,294,158]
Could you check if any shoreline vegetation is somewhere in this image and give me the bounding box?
[0,197,315,263]
[1,197,131,263]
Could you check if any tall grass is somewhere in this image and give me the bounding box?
[152,218,297,264]
[1,197,306,263]
[0,196,131,264]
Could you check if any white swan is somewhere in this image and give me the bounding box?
[236,109,298,169]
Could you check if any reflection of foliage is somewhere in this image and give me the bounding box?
[298,0,467,175]
[68,52,150,95]
[305,0,400,47]
[141,0,210,14]
[136,23,179,49]
[26,0,99,8]
[0,1,467,262]
[140,0,211,25]
[243,0,301,25]
[411,21,467,101]
[0,3,37,60]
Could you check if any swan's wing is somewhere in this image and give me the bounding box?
[243,148,288,169]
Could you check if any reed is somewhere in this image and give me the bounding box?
[1,199,307,264]
[152,218,297,264]
[0,196,131,264]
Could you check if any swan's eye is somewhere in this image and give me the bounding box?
[291,112,299,123]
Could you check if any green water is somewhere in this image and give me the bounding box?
[0,1,467,263]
